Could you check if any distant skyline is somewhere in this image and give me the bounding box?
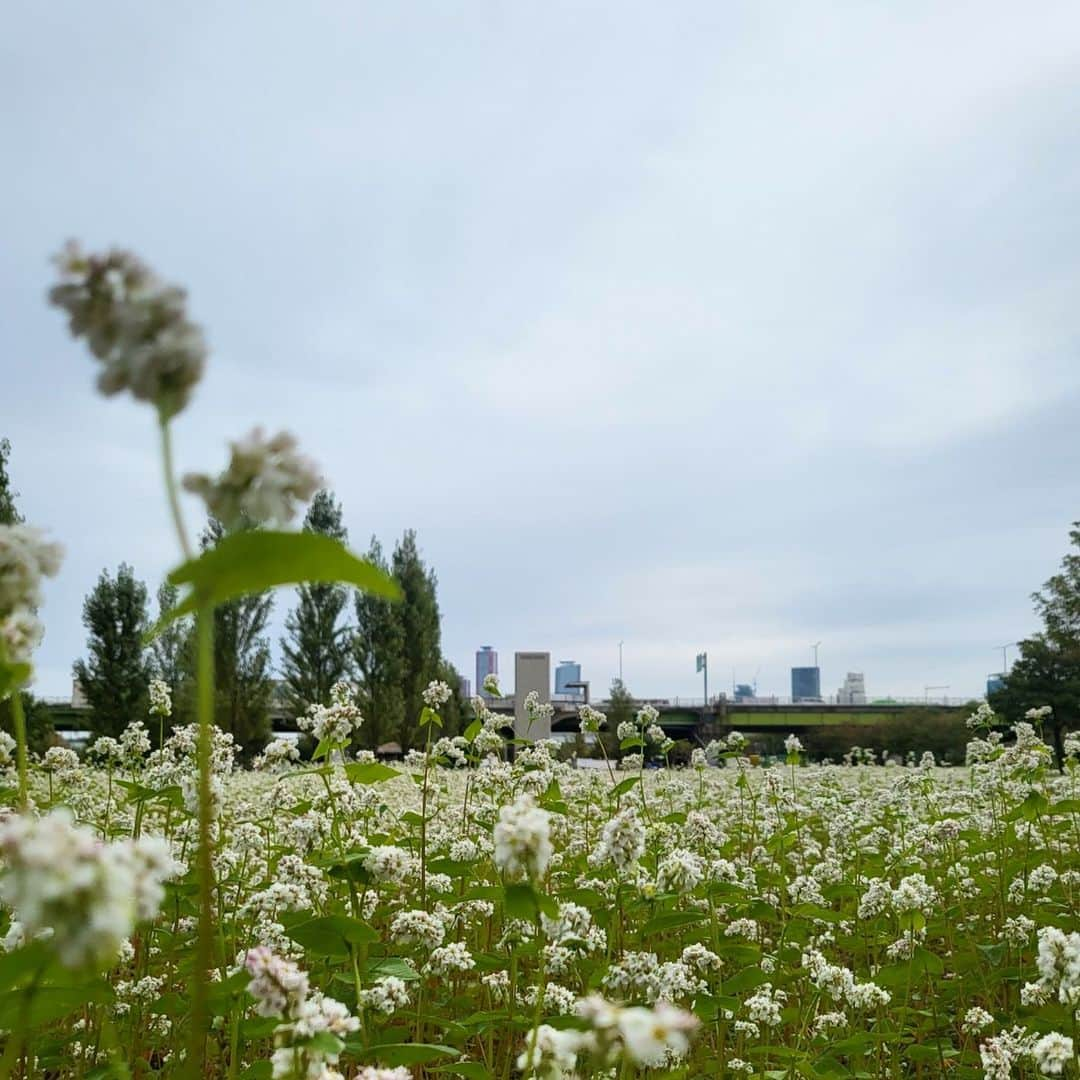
[5,2,1080,702]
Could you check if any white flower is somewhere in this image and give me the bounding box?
[0,810,173,968]
[784,734,804,755]
[590,807,645,871]
[482,673,500,695]
[1032,1033,1073,1076]
[422,680,452,708]
[424,941,475,975]
[0,524,63,666]
[493,794,552,881]
[299,682,362,746]
[183,427,321,529]
[961,1006,994,1035]
[245,946,310,1018]
[49,242,207,418]
[617,1001,698,1066]
[578,704,607,733]
[358,976,410,1015]
[148,679,172,718]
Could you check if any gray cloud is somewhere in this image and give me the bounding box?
[4,1,1080,703]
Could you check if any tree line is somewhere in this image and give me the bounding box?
[73,491,466,758]
[1,435,464,760]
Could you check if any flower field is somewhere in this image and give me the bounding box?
[1,693,1079,1079]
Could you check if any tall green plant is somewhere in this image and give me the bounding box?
[45,241,399,1077]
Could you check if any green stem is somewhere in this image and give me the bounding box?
[159,416,192,561]
[10,689,28,811]
[187,601,215,1077]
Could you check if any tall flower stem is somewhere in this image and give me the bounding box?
[10,688,28,811]
[159,416,193,561]
[188,600,215,1076]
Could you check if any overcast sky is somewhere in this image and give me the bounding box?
[5,2,1080,703]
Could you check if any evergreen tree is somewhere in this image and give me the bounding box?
[352,538,404,749]
[607,679,635,759]
[0,437,21,526]
[392,530,442,749]
[73,564,153,738]
[198,518,274,762]
[280,491,352,716]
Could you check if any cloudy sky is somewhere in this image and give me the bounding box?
[5,2,1080,703]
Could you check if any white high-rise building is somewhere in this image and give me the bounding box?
[837,672,867,705]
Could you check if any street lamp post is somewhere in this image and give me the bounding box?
[618,640,624,684]
[998,643,1017,675]
[696,652,708,706]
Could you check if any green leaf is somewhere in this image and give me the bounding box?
[641,910,707,936]
[0,981,112,1028]
[358,1044,459,1066]
[286,915,378,957]
[620,737,645,751]
[155,531,400,630]
[611,776,641,798]
[503,883,557,921]
[0,661,31,700]
[344,761,401,785]
[364,957,421,981]
[463,719,483,743]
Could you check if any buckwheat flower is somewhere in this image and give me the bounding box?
[0,609,45,667]
[0,730,15,768]
[745,984,786,1027]
[578,704,607,733]
[617,1001,698,1066]
[524,690,555,728]
[493,794,551,881]
[784,734,804,755]
[483,673,500,696]
[49,242,207,419]
[691,747,708,770]
[0,809,168,968]
[891,873,937,916]
[812,1012,847,1035]
[962,1006,994,1034]
[516,1023,587,1079]
[42,746,80,781]
[616,720,638,741]
[125,834,181,920]
[1032,1032,1073,1075]
[355,1070,411,1080]
[979,1027,1034,1080]
[119,720,152,766]
[657,849,705,894]
[363,845,413,884]
[390,909,445,949]
[424,941,475,975]
[245,946,309,1017]
[148,678,172,718]
[358,976,410,1015]
[182,427,321,529]
[87,737,123,766]
[590,806,645,871]
[292,991,360,1040]
[0,524,63,663]
[300,681,362,746]
[728,1059,754,1074]
[422,680,452,708]
[255,738,301,771]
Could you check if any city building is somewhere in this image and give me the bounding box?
[836,672,867,705]
[459,676,472,700]
[733,683,755,702]
[791,666,822,702]
[555,660,583,699]
[476,646,498,698]
[986,673,1006,696]
[515,652,551,739]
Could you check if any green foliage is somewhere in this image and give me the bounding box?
[352,537,405,749]
[0,692,54,756]
[280,491,353,717]
[802,708,973,763]
[392,530,442,750]
[990,636,1080,764]
[1033,520,1080,648]
[0,437,22,526]
[73,563,153,738]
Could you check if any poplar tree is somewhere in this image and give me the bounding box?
[352,537,404,749]
[280,491,352,716]
[73,563,153,737]
[392,529,442,749]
